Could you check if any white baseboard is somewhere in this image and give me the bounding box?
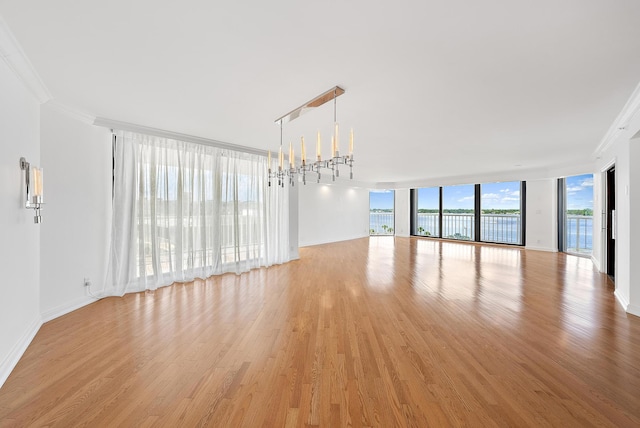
[614,289,630,312]
[300,234,368,248]
[590,255,601,272]
[0,316,42,388]
[524,245,558,252]
[41,295,97,323]
[626,303,640,318]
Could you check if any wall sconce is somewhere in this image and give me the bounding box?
[19,157,43,223]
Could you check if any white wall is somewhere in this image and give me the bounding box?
[394,188,410,237]
[0,59,42,387]
[594,105,638,315]
[298,183,369,247]
[629,133,640,315]
[39,104,111,320]
[525,179,558,252]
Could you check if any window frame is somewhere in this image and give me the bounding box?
[411,181,527,246]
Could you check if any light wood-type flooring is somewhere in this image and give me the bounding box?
[1,237,639,427]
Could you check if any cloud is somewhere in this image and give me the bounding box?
[458,196,474,202]
[581,177,594,187]
[370,189,393,193]
[498,188,519,197]
[482,193,500,199]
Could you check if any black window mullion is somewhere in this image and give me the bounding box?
[410,189,417,236]
[438,187,443,238]
[558,178,566,252]
[474,184,481,242]
[521,181,527,246]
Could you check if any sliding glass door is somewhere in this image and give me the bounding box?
[370,190,395,235]
[442,184,475,240]
[559,174,593,255]
[415,187,440,237]
[411,181,526,245]
[480,181,523,245]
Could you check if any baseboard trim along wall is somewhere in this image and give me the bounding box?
[41,296,98,323]
[614,289,630,313]
[300,234,369,248]
[524,245,558,252]
[626,303,640,318]
[0,317,42,389]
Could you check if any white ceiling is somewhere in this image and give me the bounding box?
[2,0,640,185]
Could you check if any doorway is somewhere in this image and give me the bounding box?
[558,174,594,256]
[606,166,616,279]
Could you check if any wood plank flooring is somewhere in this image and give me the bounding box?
[1,237,639,427]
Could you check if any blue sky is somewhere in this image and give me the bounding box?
[565,173,594,210]
[417,182,521,210]
[370,190,394,209]
[372,176,593,211]
[479,182,521,210]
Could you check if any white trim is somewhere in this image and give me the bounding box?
[627,304,640,318]
[524,246,558,253]
[0,316,42,388]
[94,117,269,156]
[593,82,640,158]
[389,160,595,191]
[300,234,369,248]
[0,15,51,104]
[614,289,629,311]
[590,254,601,272]
[41,296,98,323]
[599,157,616,173]
[46,101,95,125]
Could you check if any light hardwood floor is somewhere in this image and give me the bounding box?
[1,237,639,427]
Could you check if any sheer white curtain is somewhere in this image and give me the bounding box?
[103,131,289,296]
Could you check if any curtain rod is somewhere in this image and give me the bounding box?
[93,117,269,157]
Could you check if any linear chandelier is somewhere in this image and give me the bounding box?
[268,86,354,187]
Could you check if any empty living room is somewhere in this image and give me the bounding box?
[1,1,640,426]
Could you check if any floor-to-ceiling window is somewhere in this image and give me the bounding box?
[411,181,526,245]
[415,187,440,237]
[559,174,593,255]
[442,184,475,240]
[370,190,395,235]
[480,181,523,245]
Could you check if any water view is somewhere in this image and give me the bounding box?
[370,178,594,253]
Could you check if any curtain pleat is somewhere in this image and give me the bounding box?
[103,131,290,296]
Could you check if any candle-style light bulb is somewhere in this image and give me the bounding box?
[289,142,294,168]
[32,168,38,197]
[268,150,272,171]
[349,128,354,157]
[331,136,336,158]
[316,131,321,161]
[33,167,43,198]
[278,146,283,170]
[301,136,306,166]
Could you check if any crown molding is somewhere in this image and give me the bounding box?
[94,117,270,156]
[46,101,96,125]
[0,14,51,104]
[593,81,640,158]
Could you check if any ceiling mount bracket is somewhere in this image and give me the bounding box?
[275,86,345,125]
